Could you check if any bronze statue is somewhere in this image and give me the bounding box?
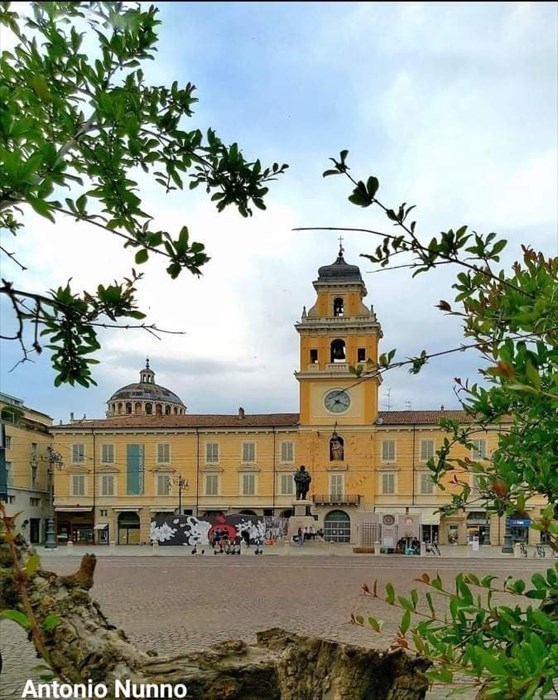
[293,465,311,500]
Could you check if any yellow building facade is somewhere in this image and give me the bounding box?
[1,392,54,543]
[48,249,544,547]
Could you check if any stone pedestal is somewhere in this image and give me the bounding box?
[288,500,315,539]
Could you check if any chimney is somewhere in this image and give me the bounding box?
[238,407,245,419]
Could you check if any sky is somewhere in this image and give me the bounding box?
[1,1,557,424]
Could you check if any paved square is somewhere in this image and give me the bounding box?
[0,552,553,698]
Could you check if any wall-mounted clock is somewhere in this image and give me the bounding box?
[324,389,351,413]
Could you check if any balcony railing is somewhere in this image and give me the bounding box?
[325,363,349,372]
[312,493,361,506]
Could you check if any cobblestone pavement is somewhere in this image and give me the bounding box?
[1,549,555,699]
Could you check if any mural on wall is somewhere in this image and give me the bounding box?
[150,513,287,547]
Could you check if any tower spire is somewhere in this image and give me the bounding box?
[338,236,344,257]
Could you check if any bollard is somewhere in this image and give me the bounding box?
[151,540,160,556]
[66,541,74,555]
[374,541,381,556]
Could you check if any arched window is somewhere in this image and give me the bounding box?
[117,402,123,414]
[125,402,132,414]
[173,406,178,414]
[155,404,162,415]
[333,297,344,317]
[145,403,153,415]
[134,402,141,415]
[165,405,171,415]
[330,339,346,363]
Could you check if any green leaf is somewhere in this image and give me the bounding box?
[42,614,60,632]
[135,249,149,264]
[25,553,41,576]
[1,610,30,629]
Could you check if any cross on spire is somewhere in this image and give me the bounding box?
[338,236,344,257]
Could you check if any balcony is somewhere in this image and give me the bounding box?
[312,493,361,506]
[325,363,349,373]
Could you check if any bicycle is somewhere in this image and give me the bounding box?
[518,542,528,558]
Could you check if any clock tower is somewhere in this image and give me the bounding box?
[295,245,382,427]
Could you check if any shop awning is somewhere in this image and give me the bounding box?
[55,507,93,513]
[113,507,141,512]
[93,523,108,530]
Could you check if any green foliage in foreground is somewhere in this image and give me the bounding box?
[355,565,558,699]
[0,1,287,386]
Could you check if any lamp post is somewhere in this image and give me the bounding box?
[44,447,64,549]
[171,474,189,515]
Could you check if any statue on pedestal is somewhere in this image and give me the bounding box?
[293,465,311,501]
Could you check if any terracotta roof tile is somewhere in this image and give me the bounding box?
[376,410,469,425]
[376,410,510,425]
[53,413,300,431]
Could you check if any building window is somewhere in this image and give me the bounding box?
[5,435,11,450]
[5,461,12,486]
[206,443,219,464]
[330,474,344,496]
[205,474,219,496]
[330,338,346,363]
[72,474,86,496]
[156,474,170,495]
[30,497,40,506]
[100,475,114,496]
[333,297,344,317]
[242,442,255,463]
[279,474,294,496]
[71,444,85,464]
[100,509,108,517]
[381,472,395,495]
[381,440,395,462]
[471,439,487,460]
[419,473,435,494]
[357,348,366,362]
[31,442,38,457]
[420,440,434,461]
[157,443,170,464]
[241,473,256,496]
[310,349,318,364]
[29,460,38,489]
[101,444,114,464]
[280,441,294,463]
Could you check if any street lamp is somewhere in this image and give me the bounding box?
[44,447,64,549]
[170,473,189,515]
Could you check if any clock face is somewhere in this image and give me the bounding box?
[324,389,351,413]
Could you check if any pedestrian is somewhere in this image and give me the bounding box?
[297,526,303,546]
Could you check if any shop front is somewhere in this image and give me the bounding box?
[507,516,531,544]
[54,507,93,544]
[467,511,491,545]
